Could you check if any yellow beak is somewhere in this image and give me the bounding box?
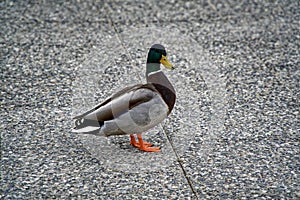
[160,55,174,70]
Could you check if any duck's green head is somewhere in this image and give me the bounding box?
[147,44,173,70]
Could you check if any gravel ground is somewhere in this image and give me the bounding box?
[1,0,299,199]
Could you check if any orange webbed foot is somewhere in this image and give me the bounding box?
[130,134,153,147]
[130,134,160,152]
[138,145,161,152]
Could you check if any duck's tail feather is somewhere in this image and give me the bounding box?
[72,118,104,136]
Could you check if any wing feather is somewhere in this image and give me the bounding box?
[73,84,158,123]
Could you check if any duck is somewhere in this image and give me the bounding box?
[72,44,176,152]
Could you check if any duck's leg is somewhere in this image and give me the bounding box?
[136,134,160,152]
[130,134,153,148]
[130,134,138,147]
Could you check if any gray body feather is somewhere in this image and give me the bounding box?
[73,84,169,136]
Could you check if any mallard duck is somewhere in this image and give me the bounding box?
[72,44,176,152]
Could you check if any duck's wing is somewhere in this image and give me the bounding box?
[72,84,158,130]
[73,84,153,119]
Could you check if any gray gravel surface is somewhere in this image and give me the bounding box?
[1,0,299,199]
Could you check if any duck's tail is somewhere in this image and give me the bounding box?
[72,118,104,136]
